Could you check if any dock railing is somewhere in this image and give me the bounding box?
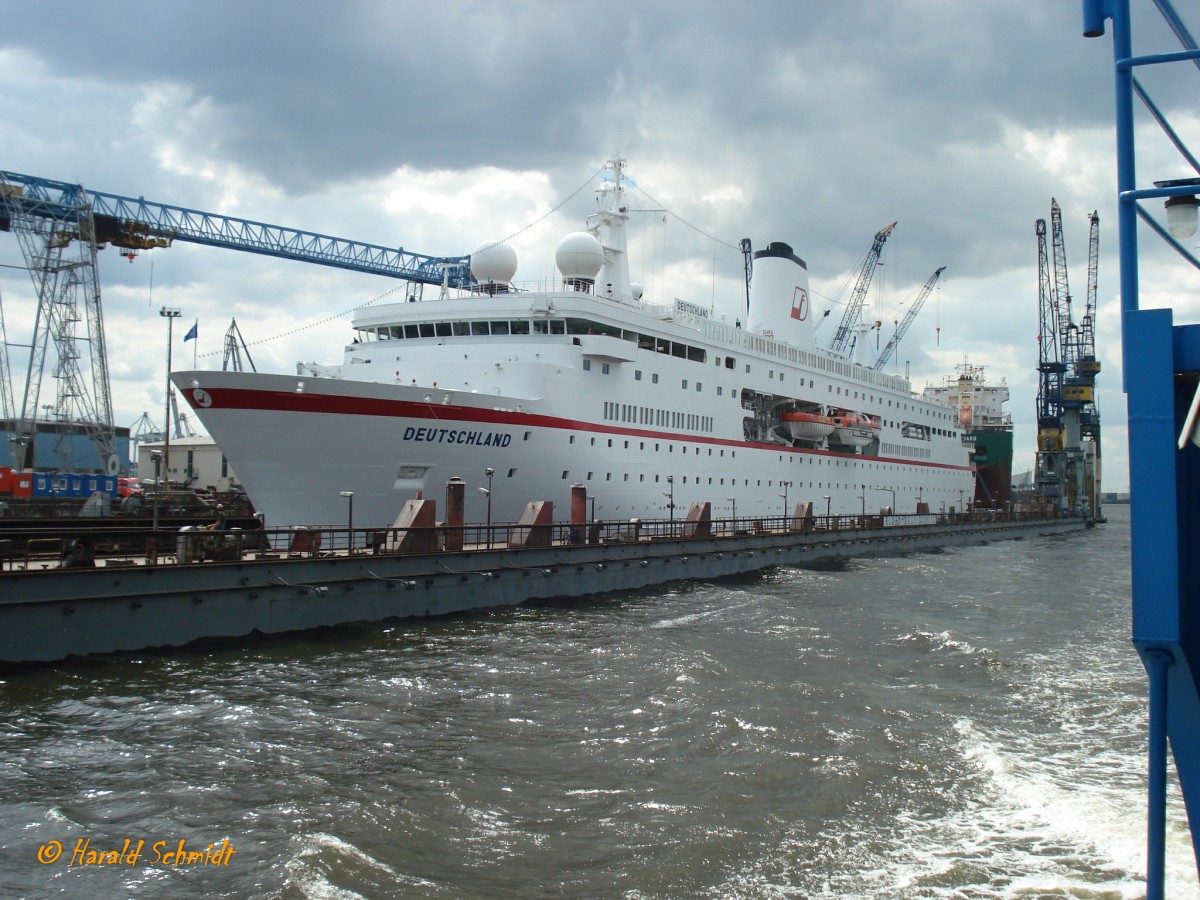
[0,507,1059,570]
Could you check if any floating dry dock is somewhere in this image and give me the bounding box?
[0,510,1083,664]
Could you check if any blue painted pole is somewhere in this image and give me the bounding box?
[1146,648,1172,900]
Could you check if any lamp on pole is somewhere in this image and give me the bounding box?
[726,496,736,535]
[340,491,354,553]
[958,488,965,513]
[779,481,791,518]
[859,485,866,521]
[664,476,675,533]
[159,307,181,490]
[480,466,494,547]
[476,487,491,547]
[1155,177,1200,239]
[150,449,162,561]
[822,495,831,520]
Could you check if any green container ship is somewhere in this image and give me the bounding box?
[923,361,1014,509]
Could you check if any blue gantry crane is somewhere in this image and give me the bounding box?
[0,171,473,285]
[0,171,475,470]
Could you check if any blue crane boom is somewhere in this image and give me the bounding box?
[0,171,474,288]
[829,221,897,355]
[871,265,945,371]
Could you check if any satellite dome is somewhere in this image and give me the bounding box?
[555,232,604,280]
[470,240,518,285]
[629,282,644,301]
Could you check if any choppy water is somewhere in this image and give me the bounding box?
[1,506,1195,898]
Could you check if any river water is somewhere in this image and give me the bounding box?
[1,506,1196,898]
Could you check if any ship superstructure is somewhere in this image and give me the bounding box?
[176,158,975,528]
[922,360,1014,509]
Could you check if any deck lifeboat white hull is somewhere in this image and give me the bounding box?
[780,411,835,442]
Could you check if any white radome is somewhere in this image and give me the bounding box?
[470,240,519,285]
[555,231,604,280]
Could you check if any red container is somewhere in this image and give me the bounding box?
[0,466,11,494]
[11,474,33,497]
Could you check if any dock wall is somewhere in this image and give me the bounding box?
[0,516,1084,664]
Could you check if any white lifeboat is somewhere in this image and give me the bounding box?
[780,410,835,442]
[830,411,876,449]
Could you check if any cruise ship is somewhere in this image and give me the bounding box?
[174,158,975,528]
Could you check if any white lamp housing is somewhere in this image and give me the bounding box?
[1166,194,1199,240]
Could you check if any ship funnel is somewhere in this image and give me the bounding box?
[746,242,812,348]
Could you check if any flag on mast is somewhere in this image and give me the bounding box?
[183,320,198,342]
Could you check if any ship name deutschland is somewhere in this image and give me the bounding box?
[402,426,512,447]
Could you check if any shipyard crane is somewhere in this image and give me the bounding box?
[1035,200,1100,520]
[0,279,13,433]
[1050,200,1079,373]
[1077,210,1103,521]
[1035,216,1065,474]
[872,266,946,371]
[1052,202,1102,521]
[222,319,257,373]
[740,238,753,314]
[0,169,476,472]
[829,221,897,356]
[0,173,118,472]
[168,391,197,439]
[0,171,474,288]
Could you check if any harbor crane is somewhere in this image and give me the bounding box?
[1034,199,1101,521]
[872,266,946,371]
[0,170,475,471]
[829,221,897,357]
[0,174,117,472]
[221,319,257,374]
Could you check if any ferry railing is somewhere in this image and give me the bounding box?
[1082,0,1200,893]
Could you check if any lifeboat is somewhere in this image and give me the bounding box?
[830,411,876,449]
[780,410,835,442]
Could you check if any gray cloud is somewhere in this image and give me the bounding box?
[2,1,1195,489]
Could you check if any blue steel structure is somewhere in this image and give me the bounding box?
[0,171,474,288]
[1083,0,1200,894]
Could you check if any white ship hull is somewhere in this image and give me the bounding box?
[175,302,973,528]
[175,158,977,528]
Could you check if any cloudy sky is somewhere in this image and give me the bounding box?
[2,0,1198,492]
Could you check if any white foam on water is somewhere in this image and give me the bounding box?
[650,595,761,629]
[284,831,442,899]
[717,713,1198,899]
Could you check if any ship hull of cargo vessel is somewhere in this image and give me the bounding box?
[971,428,1014,509]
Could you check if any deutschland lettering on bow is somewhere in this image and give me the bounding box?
[401,426,512,447]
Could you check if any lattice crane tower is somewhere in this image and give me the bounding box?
[0,174,117,473]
